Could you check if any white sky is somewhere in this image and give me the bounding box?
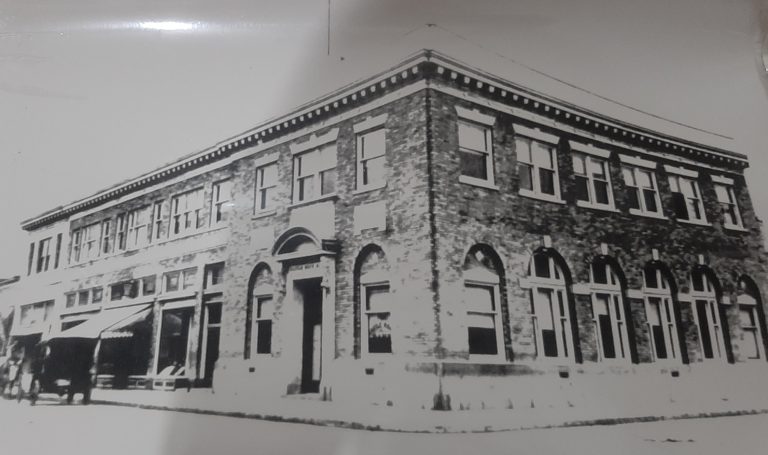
[1,0,768,278]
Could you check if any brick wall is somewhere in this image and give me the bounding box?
[428,88,768,367]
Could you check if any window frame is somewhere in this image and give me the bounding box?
[590,261,631,363]
[668,173,708,225]
[211,179,233,227]
[36,237,51,273]
[254,162,278,213]
[127,206,151,249]
[621,164,664,218]
[690,272,727,362]
[355,128,387,192]
[171,187,205,237]
[643,268,680,363]
[572,152,616,210]
[292,144,337,204]
[457,118,496,188]
[100,219,112,255]
[529,253,574,362]
[712,182,743,230]
[515,136,563,202]
[360,280,393,355]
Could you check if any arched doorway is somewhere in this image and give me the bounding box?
[273,227,337,395]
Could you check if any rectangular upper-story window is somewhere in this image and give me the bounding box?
[116,213,127,252]
[458,120,494,184]
[79,223,101,261]
[100,219,112,255]
[27,243,34,276]
[211,179,233,226]
[517,138,560,199]
[151,201,164,241]
[668,172,707,223]
[53,233,62,269]
[127,206,150,249]
[572,153,614,209]
[171,188,204,236]
[255,163,278,212]
[713,179,743,229]
[293,145,336,203]
[621,164,662,217]
[356,129,386,191]
[70,229,81,263]
[164,267,197,293]
[36,238,51,273]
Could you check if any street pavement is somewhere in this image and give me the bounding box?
[0,398,766,455]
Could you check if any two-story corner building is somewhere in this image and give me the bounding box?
[5,49,768,413]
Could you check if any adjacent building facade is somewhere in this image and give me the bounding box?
[5,50,767,412]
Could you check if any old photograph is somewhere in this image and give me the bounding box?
[1,1,768,453]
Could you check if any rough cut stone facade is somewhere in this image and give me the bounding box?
[5,50,767,415]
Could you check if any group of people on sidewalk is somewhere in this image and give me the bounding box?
[0,344,93,405]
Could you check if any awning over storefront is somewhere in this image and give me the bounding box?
[50,304,151,340]
[101,307,152,339]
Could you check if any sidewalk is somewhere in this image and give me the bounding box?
[83,387,768,433]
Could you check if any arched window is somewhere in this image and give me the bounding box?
[529,250,573,360]
[736,276,767,361]
[245,264,274,358]
[590,258,631,361]
[356,246,392,355]
[643,264,680,362]
[690,267,727,361]
[463,245,505,358]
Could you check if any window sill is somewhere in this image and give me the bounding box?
[458,175,499,191]
[676,218,711,227]
[353,182,387,195]
[575,200,620,213]
[252,209,277,220]
[158,290,198,302]
[628,208,667,220]
[288,193,338,210]
[723,224,749,233]
[518,189,566,205]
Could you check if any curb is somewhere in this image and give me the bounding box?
[87,399,768,434]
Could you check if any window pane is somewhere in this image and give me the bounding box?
[594,180,610,205]
[460,150,488,180]
[256,320,272,354]
[592,263,608,284]
[166,273,180,292]
[183,269,197,289]
[257,297,274,319]
[320,168,336,195]
[516,139,532,163]
[637,170,653,189]
[92,288,103,303]
[627,188,641,210]
[622,167,636,186]
[465,284,494,312]
[575,176,590,202]
[468,326,498,355]
[368,313,392,353]
[532,143,554,169]
[539,168,556,195]
[363,155,386,187]
[458,121,488,151]
[714,184,729,203]
[361,129,386,159]
[518,163,533,191]
[572,154,586,175]
[366,286,389,312]
[643,189,659,212]
[587,158,606,179]
[533,254,551,278]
